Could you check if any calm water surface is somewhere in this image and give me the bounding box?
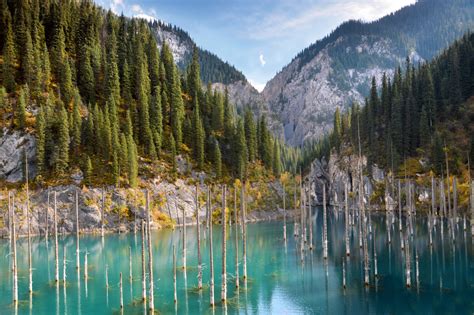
[1,209,474,314]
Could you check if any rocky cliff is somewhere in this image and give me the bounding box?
[263,0,474,145]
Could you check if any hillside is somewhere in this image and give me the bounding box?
[305,32,474,180]
[0,0,293,186]
[263,0,474,146]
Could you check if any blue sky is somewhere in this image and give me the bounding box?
[96,0,416,91]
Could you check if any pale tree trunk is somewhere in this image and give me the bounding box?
[221,185,227,302]
[196,185,203,290]
[146,190,154,310]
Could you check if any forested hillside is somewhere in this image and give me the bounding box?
[149,20,246,85]
[263,0,474,146]
[0,0,297,186]
[304,32,474,176]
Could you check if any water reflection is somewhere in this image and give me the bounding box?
[1,210,474,314]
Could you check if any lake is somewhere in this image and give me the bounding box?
[1,208,473,314]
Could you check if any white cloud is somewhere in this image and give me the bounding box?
[249,79,265,92]
[134,13,157,22]
[109,0,124,14]
[131,4,143,14]
[259,53,266,66]
[244,0,416,40]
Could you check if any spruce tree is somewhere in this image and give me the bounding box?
[187,46,201,102]
[127,135,138,188]
[84,155,92,185]
[244,108,257,162]
[105,28,121,102]
[272,139,282,177]
[192,95,205,169]
[170,66,184,150]
[150,85,163,153]
[16,87,27,129]
[72,95,82,153]
[57,106,70,174]
[3,13,16,92]
[36,105,46,177]
[212,92,224,132]
[235,119,247,179]
[170,133,177,172]
[112,151,120,186]
[213,139,222,179]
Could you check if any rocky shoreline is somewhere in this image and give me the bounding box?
[0,180,296,239]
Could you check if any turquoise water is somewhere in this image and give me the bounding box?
[1,209,474,314]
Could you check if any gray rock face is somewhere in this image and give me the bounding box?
[0,128,36,182]
[263,35,405,146]
[211,81,284,137]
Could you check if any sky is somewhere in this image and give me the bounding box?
[96,0,416,91]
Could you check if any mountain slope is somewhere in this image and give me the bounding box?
[263,0,474,146]
[149,20,284,137]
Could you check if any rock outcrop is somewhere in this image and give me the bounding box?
[0,128,36,182]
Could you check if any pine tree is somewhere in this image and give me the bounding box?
[119,132,129,177]
[112,151,119,186]
[105,28,121,102]
[36,105,46,177]
[258,116,272,168]
[272,139,282,177]
[127,135,138,188]
[235,119,247,179]
[57,106,70,174]
[16,87,27,129]
[72,95,82,153]
[187,46,201,102]
[84,155,92,185]
[170,133,177,172]
[170,66,184,150]
[212,92,224,132]
[419,106,430,147]
[192,95,205,169]
[3,12,16,93]
[213,138,222,179]
[244,108,257,162]
[150,85,163,153]
[431,133,444,175]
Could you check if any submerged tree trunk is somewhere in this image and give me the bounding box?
[209,194,215,307]
[11,195,18,303]
[54,191,59,284]
[146,190,154,310]
[141,220,147,302]
[234,185,239,288]
[76,189,80,271]
[196,185,203,290]
[241,184,248,282]
[221,185,227,302]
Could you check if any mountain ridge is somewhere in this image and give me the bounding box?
[262,0,474,146]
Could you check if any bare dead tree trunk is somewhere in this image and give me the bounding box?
[345,183,350,256]
[241,184,248,282]
[308,187,313,250]
[141,220,146,302]
[25,153,33,293]
[120,272,123,309]
[196,185,203,290]
[209,197,215,307]
[54,191,59,284]
[101,189,105,238]
[75,189,80,271]
[146,190,154,310]
[11,195,18,303]
[182,198,186,270]
[323,185,328,260]
[234,185,239,288]
[173,245,177,304]
[221,185,227,302]
[283,181,287,242]
[129,246,133,282]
